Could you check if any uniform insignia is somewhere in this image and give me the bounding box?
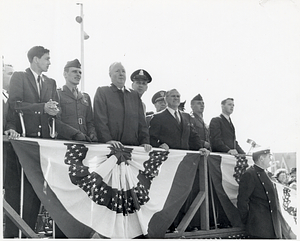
[160,91,164,97]
[139,69,144,75]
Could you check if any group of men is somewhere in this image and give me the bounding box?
[2,45,293,239]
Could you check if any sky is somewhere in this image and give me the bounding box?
[1,0,300,157]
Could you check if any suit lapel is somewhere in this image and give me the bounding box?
[26,68,39,98]
[40,75,50,100]
[164,109,181,130]
[220,114,234,130]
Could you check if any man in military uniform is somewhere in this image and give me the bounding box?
[190,94,210,150]
[237,148,295,239]
[146,90,167,126]
[130,69,152,114]
[56,59,97,142]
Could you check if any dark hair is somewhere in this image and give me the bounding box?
[27,46,50,63]
[221,98,234,105]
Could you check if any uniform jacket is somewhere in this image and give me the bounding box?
[209,114,245,154]
[237,165,281,238]
[56,85,97,140]
[8,68,59,138]
[149,109,201,150]
[190,112,210,148]
[93,84,149,146]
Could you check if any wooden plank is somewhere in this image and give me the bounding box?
[175,191,205,236]
[165,227,247,239]
[3,199,40,238]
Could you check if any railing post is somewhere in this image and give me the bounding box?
[199,154,209,230]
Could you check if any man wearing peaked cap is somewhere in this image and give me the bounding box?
[131,69,152,114]
[146,90,167,126]
[190,94,210,150]
[151,90,167,112]
[131,69,152,97]
[237,147,295,239]
[55,59,98,143]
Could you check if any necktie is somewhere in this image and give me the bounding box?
[175,111,180,124]
[72,88,78,99]
[37,75,42,96]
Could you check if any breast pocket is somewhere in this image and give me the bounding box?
[60,99,76,117]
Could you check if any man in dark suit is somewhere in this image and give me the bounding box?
[6,46,59,237]
[93,62,151,151]
[149,89,209,231]
[237,148,295,239]
[149,88,209,153]
[55,59,97,142]
[209,98,245,155]
[190,94,210,150]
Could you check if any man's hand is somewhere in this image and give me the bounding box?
[44,99,59,116]
[4,129,20,139]
[203,141,211,149]
[140,144,152,152]
[199,148,210,157]
[106,140,124,149]
[73,132,87,141]
[159,143,169,151]
[228,149,238,156]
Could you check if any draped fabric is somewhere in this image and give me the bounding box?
[10,138,201,238]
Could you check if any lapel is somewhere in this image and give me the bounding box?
[26,68,39,98]
[40,74,50,100]
[220,114,234,131]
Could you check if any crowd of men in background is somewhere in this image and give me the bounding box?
[2,46,296,239]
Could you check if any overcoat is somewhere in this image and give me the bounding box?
[93,84,149,146]
[237,165,281,238]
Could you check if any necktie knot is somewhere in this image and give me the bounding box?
[37,75,41,83]
[72,88,78,98]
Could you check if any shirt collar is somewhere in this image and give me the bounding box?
[167,106,178,116]
[30,68,43,82]
[221,113,230,121]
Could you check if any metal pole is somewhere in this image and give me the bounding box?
[77,3,84,91]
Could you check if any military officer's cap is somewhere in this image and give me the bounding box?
[178,101,186,111]
[152,90,166,104]
[252,148,271,160]
[130,69,152,83]
[64,59,81,70]
[191,94,203,101]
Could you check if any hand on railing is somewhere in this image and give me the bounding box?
[199,148,210,157]
[4,129,20,139]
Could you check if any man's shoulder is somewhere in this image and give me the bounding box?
[42,74,56,83]
[210,115,223,123]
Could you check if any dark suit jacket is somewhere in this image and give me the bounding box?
[149,109,201,150]
[209,114,245,154]
[237,165,281,238]
[93,84,149,146]
[55,85,97,140]
[8,68,59,138]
